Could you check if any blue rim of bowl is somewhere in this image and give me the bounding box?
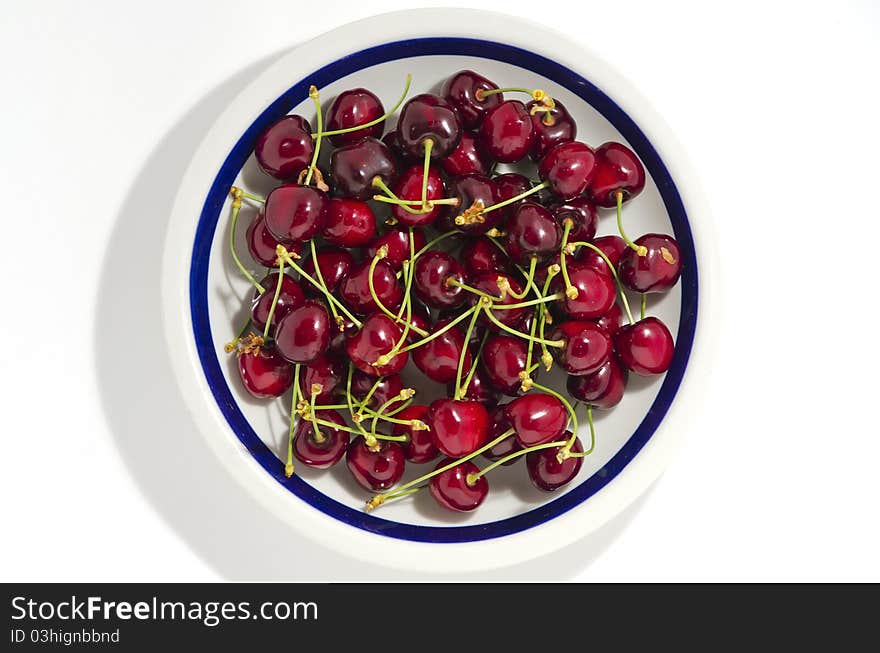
[190,37,698,543]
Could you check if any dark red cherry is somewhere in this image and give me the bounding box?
[567,358,628,409]
[300,248,353,296]
[345,440,405,491]
[493,172,532,217]
[505,202,561,263]
[366,228,427,272]
[429,459,488,512]
[618,234,682,293]
[246,211,284,267]
[441,131,493,177]
[467,272,525,329]
[441,174,499,234]
[299,353,345,403]
[481,334,528,396]
[405,300,432,344]
[552,197,598,243]
[576,235,627,276]
[397,93,462,158]
[411,318,472,384]
[330,137,398,201]
[527,99,576,160]
[345,313,408,377]
[483,406,521,465]
[449,366,499,406]
[478,100,534,163]
[393,405,438,464]
[264,184,327,243]
[250,271,305,332]
[382,129,417,167]
[550,320,613,376]
[527,435,583,491]
[322,198,376,248]
[339,259,402,315]
[429,399,489,458]
[413,251,466,309]
[350,371,405,413]
[293,409,349,469]
[538,141,597,200]
[504,393,568,447]
[274,299,331,364]
[391,164,446,227]
[325,88,384,146]
[329,315,357,355]
[589,141,646,207]
[237,346,293,398]
[441,70,502,129]
[254,114,314,181]
[557,262,617,319]
[460,237,507,276]
[594,302,625,338]
[614,316,675,376]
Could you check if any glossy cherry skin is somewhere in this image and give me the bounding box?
[483,406,521,465]
[493,172,532,217]
[461,237,507,276]
[391,164,446,227]
[382,129,417,167]
[576,235,627,277]
[405,300,432,344]
[293,409,349,469]
[567,358,628,409]
[330,137,398,201]
[557,262,617,319]
[441,69,502,129]
[264,184,327,244]
[429,459,488,512]
[250,271,305,332]
[274,300,331,364]
[481,334,528,396]
[441,174,500,234]
[254,114,314,181]
[505,202,562,263]
[237,346,293,398]
[246,211,284,268]
[614,316,674,376]
[441,131,493,177]
[550,320,613,376]
[478,100,534,163]
[345,440,406,491]
[345,313,408,377]
[339,259,402,315]
[299,353,345,403]
[449,366,499,406]
[618,234,682,293]
[588,141,646,207]
[322,198,376,248]
[300,248,353,296]
[350,371,405,413]
[527,435,583,491]
[366,228,426,272]
[527,99,576,160]
[325,87,384,146]
[552,197,598,243]
[394,405,438,464]
[329,315,358,355]
[504,393,568,447]
[467,272,525,329]
[397,93,462,158]
[413,251,466,309]
[429,399,489,458]
[412,318,472,384]
[594,302,625,338]
[538,141,597,201]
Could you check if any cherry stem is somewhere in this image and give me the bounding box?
[568,404,597,458]
[537,265,560,369]
[480,180,549,216]
[641,293,647,320]
[504,258,535,300]
[459,329,489,399]
[371,393,418,439]
[240,190,265,204]
[277,247,363,329]
[523,303,539,382]
[414,230,461,260]
[262,258,286,340]
[307,384,327,443]
[530,381,579,450]
[421,138,434,209]
[285,364,301,477]
[387,232,417,357]
[466,439,569,484]
[395,304,480,355]
[475,87,554,108]
[314,74,412,138]
[481,298,564,348]
[224,316,253,353]
[373,195,459,207]
[228,188,266,293]
[367,249,429,338]
[616,190,646,255]
[338,391,414,419]
[453,303,481,401]
[345,364,375,443]
[310,239,340,326]
[308,415,399,440]
[371,178,426,215]
[569,241,635,325]
[559,219,577,299]
[445,277,503,302]
[304,86,322,186]
[491,291,563,310]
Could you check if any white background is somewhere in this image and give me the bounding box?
[1,0,878,582]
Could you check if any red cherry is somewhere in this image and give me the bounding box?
[299,353,345,403]
[345,440,406,491]
[366,228,427,271]
[329,315,357,355]
[237,346,293,398]
[300,248,353,297]
[550,321,613,376]
[504,393,568,447]
[527,436,583,490]
[428,399,489,458]
[254,115,314,181]
[321,198,377,248]
[575,235,627,276]
[350,371,405,413]
[250,271,305,332]
[567,358,628,409]
[411,318,472,384]
[429,459,488,512]
[467,272,525,329]
[330,137,398,201]
[527,99,576,160]
[449,366,499,406]
[505,202,561,263]
[481,334,528,396]
[493,172,533,218]
[552,197,598,243]
[325,88,384,146]
[588,141,646,207]
[393,405,438,464]
[413,251,466,309]
[460,237,507,276]
[382,129,417,167]
[441,70,502,129]
[397,93,462,159]
[339,259,402,315]
[264,184,327,244]
[483,406,521,465]
[274,299,331,364]
[614,316,675,376]
[618,234,682,293]
[441,131,493,177]
[345,313,408,377]
[557,262,617,319]
[390,164,446,227]
[293,409,349,468]
[478,100,534,163]
[594,302,625,338]
[246,211,284,268]
[441,174,500,234]
[538,141,597,200]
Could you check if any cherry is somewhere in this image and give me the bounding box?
[339,259,402,315]
[237,346,293,398]
[594,302,625,338]
[300,248,353,296]
[325,88,384,146]
[441,70,502,129]
[345,313,408,377]
[552,198,598,243]
[483,406,522,465]
[614,316,675,376]
[493,172,532,217]
[478,100,534,163]
[393,405,438,464]
[345,440,406,491]
[557,262,617,319]
[575,235,627,277]
[390,164,446,227]
[246,210,284,267]
[505,202,561,263]
[397,93,462,158]
[449,366,499,405]
[413,251,466,309]
[538,141,597,201]
[441,131,493,177]
[460,237,507,276]
[504,393,568,447]
[350,371,405,413]
[550,320,612,376]
[250,271,305,332]
[481,334,528,396]
[293,409,350,468]
[264,184,327,243]
[406,301,432,343]
[526,435,583,491]
[322,198,376,248]
[330,137,398,201]
[274,299,331,364]
[412,318,473,384]
[254,114,314,181]
[467,272,525,329]
[618,234,682,293]
[567,358,628,409]
[382,129,417,166]
[588,141,646,207]
[329,315,357,355]
[366,228,427,271]
[429,459,488,512]
[299,353,345,403]
[527,98,576,160]
[441,174,499,234]
[429,399,489,458]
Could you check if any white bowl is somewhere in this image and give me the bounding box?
[161,8,715,573]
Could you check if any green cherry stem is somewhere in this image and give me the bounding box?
[224,316,253,353]
[414,230,461,260]
[523,304,539,385]
[445,277,503,301]
[314,74,412,138]
[421,139,434,210]
[309,239,341,327]
[530,381,579,452]
[355,376,383,418]
[559,218,578,300]
[615,190,647,256]
[454,303,482,400]
[228,188,266,293]
[466,439,569,485]
[537,264,560,369]
[308,383,325,443]
[240,190,265,204]
[490,292,564,310]
[394,304,480,355]
[304,86,322,187]
[474,88,556,121]
[459,329,489,399]
[567,404,597,458]
[338,391,414,419]
[345,364,376,446]
[568,241,635,325]
[371,391,421,439]
[262,258,286,340]
[481,297,564,348]
[367,248,429,338]
[641,293,647,320]
[285,364,302,477]
[373,195,459,207]
[371,177,424,215]
[502,258,536,300]
[480,180,549,216]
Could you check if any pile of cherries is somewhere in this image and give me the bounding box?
[225,69,682,513]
